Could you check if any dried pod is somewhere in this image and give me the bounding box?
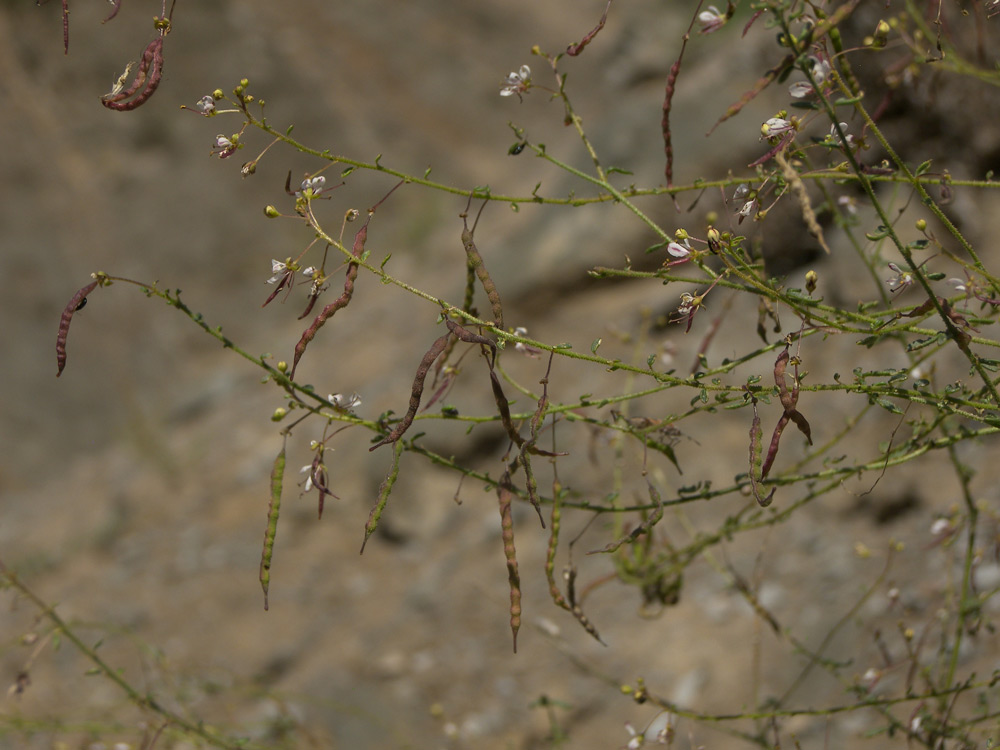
[369,333,452,451]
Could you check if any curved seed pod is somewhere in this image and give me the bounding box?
[290,219,368,378]
[102,0,122,23]
[102,37,164,111]
[369,333,452,451]
[56,280,100,377]
[291,182,402,378]
[361,440,404,553]
[259,442,286,611]
[497,473,522,653]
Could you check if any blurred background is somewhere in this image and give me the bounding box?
[2,1,1000,748]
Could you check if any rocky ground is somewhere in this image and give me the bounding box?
[2,2,999,749]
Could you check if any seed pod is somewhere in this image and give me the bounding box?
[361,440,404,552]
[259,442,286,611]
[460,196,504,331]
[56,280,100,377]
[497,473,522,653]
[369,333,452,451]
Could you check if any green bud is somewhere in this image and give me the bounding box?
[805,270,818,294]
[271,407,287,422]
[871,19,890,49]
[674,228,689,240]
[264,205,280,218]
[916,218,927,232]
[212,89,224,100]
[240,78,250,88]
[277,361,288,372]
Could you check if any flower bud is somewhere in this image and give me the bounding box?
[271,407,287,422]
[871,20,890,49]
[277,361,288,372]
[674,228,689,240]
[264,205,280,218]
[805,269,818,294]
[212,89,224,100]
[916,218,927,232]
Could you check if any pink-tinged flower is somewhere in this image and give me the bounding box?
[697,5,726,34]
[211,134,237,159]
[886,262,913,293]
[761,117,794,138]
[500,65,532,99]
[666,240,692,258]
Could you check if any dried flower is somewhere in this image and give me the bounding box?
[500,65,532,99]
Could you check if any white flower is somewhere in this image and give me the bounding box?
[330,392,362,409]
[266,259,288,284]
[761,117,794,137]
[300,464,315,492]
[697,5,726,34]
[808,55,832,83]
[930,517,952,537]
[500,65,532,98]
[886,262,913,293]
[837,195,858,215]
[677,292,697,315]
[196,94,216,114]
[297,175,326,198]
[949,277,968,294]
[788,81,814,98]
[624,723,645,749]
[513,326,542,358]
[829,122,856,149]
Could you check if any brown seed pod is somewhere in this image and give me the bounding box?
[56,280,99,377]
